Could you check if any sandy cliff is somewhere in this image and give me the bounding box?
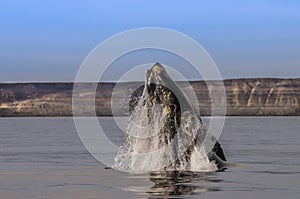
[224,78,300,115]
[0,78,299,116]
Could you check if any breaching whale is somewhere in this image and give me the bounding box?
[115,63,227,172]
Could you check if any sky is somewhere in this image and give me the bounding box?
[0,0,299,82]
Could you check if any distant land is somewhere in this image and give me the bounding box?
[0,78,299,116]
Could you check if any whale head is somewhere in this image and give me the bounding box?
[145,63,176,105]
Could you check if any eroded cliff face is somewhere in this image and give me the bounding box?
[224,78,300,115]
[0,83,74,116]
[0,78,299,116]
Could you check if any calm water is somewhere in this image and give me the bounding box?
[0,117,299,199]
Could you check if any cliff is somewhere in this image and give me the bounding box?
[224,78,300,116]
[0,78,299,116]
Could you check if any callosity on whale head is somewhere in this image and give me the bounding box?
[145,63,197,115]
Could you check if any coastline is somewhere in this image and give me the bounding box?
[0,78,299,117]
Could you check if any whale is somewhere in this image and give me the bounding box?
[123,63,227,171]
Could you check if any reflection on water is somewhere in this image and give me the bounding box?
[146,171,222,198]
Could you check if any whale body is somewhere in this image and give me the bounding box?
[115,63,227,172]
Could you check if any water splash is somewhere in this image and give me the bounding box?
[114,67,217,173]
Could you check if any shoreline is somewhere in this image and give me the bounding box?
[1,78,299,117]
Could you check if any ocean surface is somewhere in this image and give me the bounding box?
[0,117,299,199]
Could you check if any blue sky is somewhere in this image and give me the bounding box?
[0,0,299,82]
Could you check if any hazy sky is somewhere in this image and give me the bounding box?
[0,0,299,82]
